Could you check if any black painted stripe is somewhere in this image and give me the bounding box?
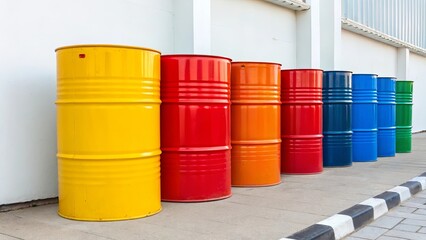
[374,191,401,210]
[288,224,335,240]
[339,204,374,230]
[401,181,422,195]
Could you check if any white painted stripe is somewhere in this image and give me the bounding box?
[279,238,295,240]
[318,214,354,239]
[388,186,412,202]
[410,177,426,190]
[359,198,388,219]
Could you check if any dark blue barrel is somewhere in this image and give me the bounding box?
[352,74,378,162]
[323,71,352,167]
[377,77,396,157]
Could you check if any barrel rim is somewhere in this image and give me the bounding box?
[231,61,282,66]
[55,44,161,53]
[352,73,378,76]
[161,54,232,61]
[377,76,397,79]
[281,68,324,72]
[396,80,414,83]
[323,70,353,73]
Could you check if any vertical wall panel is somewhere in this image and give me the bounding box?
[342,0,426,49]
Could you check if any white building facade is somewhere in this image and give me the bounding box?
[1,0,425,205]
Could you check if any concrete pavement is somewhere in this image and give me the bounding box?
[1,133,425,240]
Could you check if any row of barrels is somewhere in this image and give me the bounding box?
[55,45,413,221]
[323,72,414,167]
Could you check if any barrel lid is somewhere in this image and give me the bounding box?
[352,73,378,76]
[323,70,353,73]
[281,68,323,72]
[162,54,232,61]
[55,44,161,54]
[377,76,397,79]
[397,80,414,82]
[232,61,282,66]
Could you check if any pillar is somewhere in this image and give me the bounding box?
[320,0,342,70]
[296,0,320,68]
[397,47,409,79]
[173,0,211,54]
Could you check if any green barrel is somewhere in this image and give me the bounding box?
[395,80,413,153]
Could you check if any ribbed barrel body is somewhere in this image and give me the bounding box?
[281,69,323,174]
[231,62,281,186]
[323,71,352,167]
[56,45,161,221]
[352,74,378,162]
[377,77,396,157]
[161,55,231,202]
[396,81,413,153]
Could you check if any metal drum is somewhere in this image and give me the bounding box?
[377,77,396,157]
[352,74,378,162]
[323,71,352,167]
[231,62,281,187]
[281,69,323,174]
[56,45,161,221]
[396,80,414,153]
[161,55,232,202]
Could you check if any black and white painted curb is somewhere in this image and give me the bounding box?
[280,172,426,240]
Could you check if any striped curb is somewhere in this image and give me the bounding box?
[280,172,426,240]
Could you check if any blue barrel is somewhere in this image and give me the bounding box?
[377,77,396,157]
[352,74,378,162]
[323,71,352,167]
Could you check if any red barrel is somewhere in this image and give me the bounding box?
[281,69,323,174]
[161,55,232,202]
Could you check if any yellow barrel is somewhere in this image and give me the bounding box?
[56,44,161,221]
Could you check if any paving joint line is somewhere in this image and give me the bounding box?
[0,232,25,240]
[280,172,426,240]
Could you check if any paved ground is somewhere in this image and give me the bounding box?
[1,133,425,240]
[346,189,426,240]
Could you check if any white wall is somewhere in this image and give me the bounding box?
[211,0,297,67]
[341,30,398,76]
[341,30,426,132]
[0,0,174,205]
[409,53,426,132]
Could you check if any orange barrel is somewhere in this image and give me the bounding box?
[161,54,232,202]
[56,45,161,221]
[281,69,323,174]
[231,62,281,186]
